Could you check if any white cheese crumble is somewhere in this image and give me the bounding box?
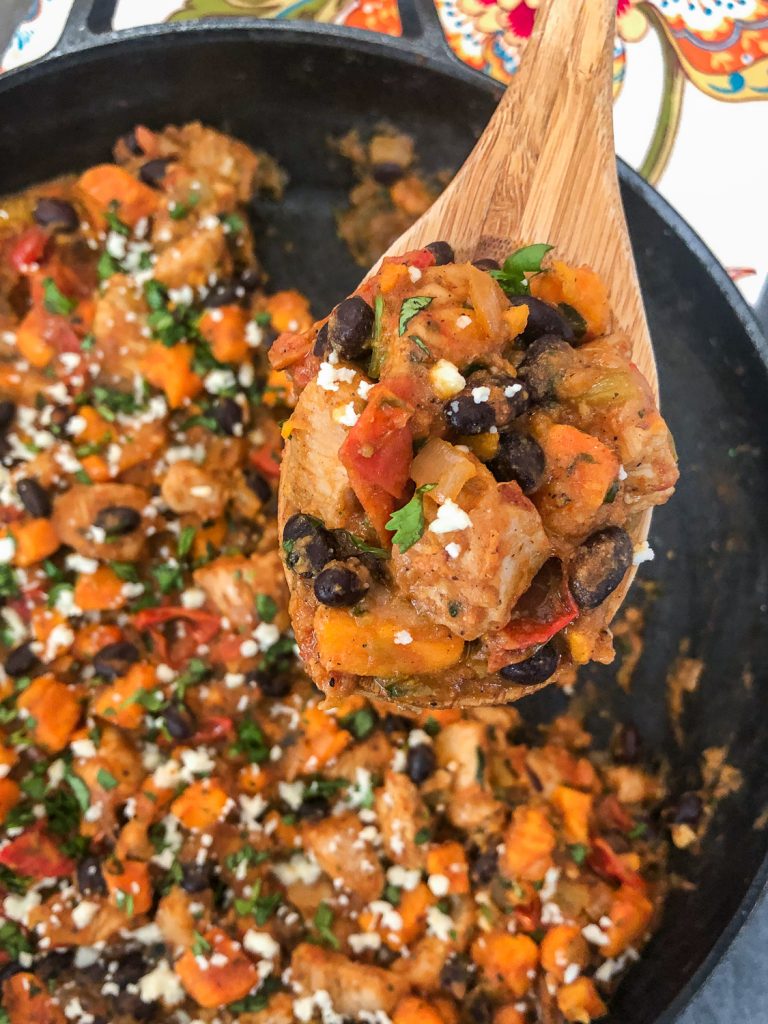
[427,874,450,897]
[254,622,280,650]
[633,542,655,565]
[504,383,523,397]
[581,923,610,946]
[278,780,305,811]
[445,542,461,559]
[471,385,491,403]
[242,930,280,960]
[317,360,357,392]
[407,266,422,284]
[357,380,374,399]
[239,793,268,829]
[332,402,359,428]
[181,587,207,610]
[71,901,99,930]
[429,359,465,400]
[386,865,421,891]
[204,368,237,395]
[271,854,322,886]
[0,536,15,563]
[426,905,454,941]
[456,314,472,330]
[137,960,186,1006]
[393,630,413,646]
[428,499,472,535]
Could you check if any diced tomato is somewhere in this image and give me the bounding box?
[192,715,235,744]
[249,443,282,480]
[0,822,74,878]
[382,247,437,272]
[588,837,645,890]
[488,559,579,671]
[133,607,221,666]
[9,227,49,273]
[268,330,314,371]
[339,383,414,540]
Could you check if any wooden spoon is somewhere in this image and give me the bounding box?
[280,0,660,707]
[361,0,656,703]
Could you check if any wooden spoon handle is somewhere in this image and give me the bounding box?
[474,0,617,262]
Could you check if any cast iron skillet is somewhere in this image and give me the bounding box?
[1,2,768,1021]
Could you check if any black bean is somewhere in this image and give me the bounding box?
[249,668,292,698]
[327,296,374,360]
[462,990,494,1024]
[464,369,530,427]
[329,529,385,577]
[314,564,369,607]
[672,792,703,826]
[499,641,559,685]
[94,640,139,680]
[375,945,400,968]
[77,856,107,896]
[296,795,329,821]
[239,267,261,293]
[383,713,412,735]
[372,162,406,186]
[569,526,633,610]
[112,992,158,1022]
[180,861,212,893]
[203,280,241,308]
[283,516,336,579]
[34,197,79,233]
[0,961,25,983]
[487,432,545,494]
[119,130,144,156]
[405,743,436,783]
[162,704,196,741]
[469,844,499,886]
[138,158,172,189]
[244,468,271,503]
[425,240,454,265]
[35,949,75,981]
[17,477,51,518]
[313,321,330,358]
[48,404,73,435]
[4,641,38,678]
[211,397,243,436]
[614,722,642,764]
[283,512,321,543]
[508,294,575,347]
[0,401,15,433]
[444,394,496,435]
[112,949,148,987]
[440,954,476,997]
[94,505,141,537]
[472,258,500,271]
[517,334,573,403]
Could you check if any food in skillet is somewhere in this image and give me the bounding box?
[0,121,676,1024]
[271,243,678,706]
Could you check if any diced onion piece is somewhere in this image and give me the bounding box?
[411,438,476,503]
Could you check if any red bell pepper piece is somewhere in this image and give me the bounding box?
[9,227,49,274]
[339,383,414,540]
[133,607,221,667]
[588,837,645,890]
[249,443,282,480]
[192,715,235,745]
[0,823,74,879]
[487,559,579,671]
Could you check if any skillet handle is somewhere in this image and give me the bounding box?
[397,0,459,63]
[50,0,115,57]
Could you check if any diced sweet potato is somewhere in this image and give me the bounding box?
[556,977,608,1022]
[393,996,444,1024]
[2,971,66,1024]
[471,932,539,998]
[602,884,654,957]
[74,565,127,612]
[540,924,589,981]
[17,675,80,752]
[500,806,556,882]
[78,164,159,227]
[92,663,156,729]
[104,857,153,916]
[171,778,230,830]
[175,927,259,1009]
[552,785,593,845]
[426,842,470,895]
[0,778,21,824]
[315,606,464,678]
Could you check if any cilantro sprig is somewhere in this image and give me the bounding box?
[385,483,436,553]
[398,295,432,335]
[490,243,553,296]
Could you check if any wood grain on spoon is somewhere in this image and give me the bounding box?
[358,0,656,704]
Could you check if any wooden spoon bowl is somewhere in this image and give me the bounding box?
[282,0,658,707]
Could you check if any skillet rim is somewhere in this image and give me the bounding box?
[1,17,767,1023]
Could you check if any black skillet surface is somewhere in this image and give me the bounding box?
[1,2,767,1021]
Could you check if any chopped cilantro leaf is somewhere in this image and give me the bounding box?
[414,827,431,845]
[42,277,76,316]
[409,333,430,356]
[310,901,340,950]
[97,251,120,281]
[152,563,184,594]
[170,193,200,220]
[398,295,432,336]
[339,707,376,741]
[192,930,212,956]
[105,201,130,236]
[97,768,119,790]
[256,593,278,624]
[569,843,588,865]
[0,564,19,598]
[385,483,436,553]
[178,525,196,560]
[232,718,269,764]
[109,560,140,582]
[490,243,553,296]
